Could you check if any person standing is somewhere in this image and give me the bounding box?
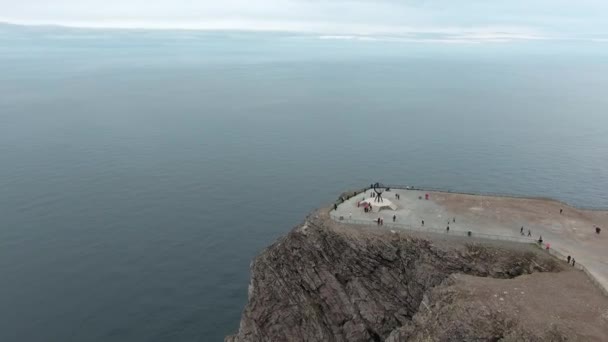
[528,229,532,237]
[520,226,524,234]
[567,255,571,263]
[560,208,563,214]
[446,225,450,232]
[393,215,396,222]
[572,258,576,267]
[422,220,425,226]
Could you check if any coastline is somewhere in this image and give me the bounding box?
[228,201,608,341]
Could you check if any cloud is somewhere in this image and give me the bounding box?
[1,0,607,43]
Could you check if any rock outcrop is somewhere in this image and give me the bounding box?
[226,211,607,341]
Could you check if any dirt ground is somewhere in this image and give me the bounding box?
[449,269,608,341]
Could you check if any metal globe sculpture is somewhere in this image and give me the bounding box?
[372,182,385,203]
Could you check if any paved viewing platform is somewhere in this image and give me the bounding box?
[331,187,608,295]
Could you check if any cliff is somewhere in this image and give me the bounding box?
[227,211,608,341]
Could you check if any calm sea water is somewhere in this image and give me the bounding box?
[1,26,608,341]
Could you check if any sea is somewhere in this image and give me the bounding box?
[1,25,608,341]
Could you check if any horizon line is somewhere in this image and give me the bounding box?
[2,20,608,45]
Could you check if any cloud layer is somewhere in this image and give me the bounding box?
[1,0,607,42]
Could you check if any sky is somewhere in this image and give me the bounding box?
[1,0,608,43]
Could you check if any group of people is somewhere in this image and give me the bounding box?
[567,255,576,267]
[444,218,454,231]
[375,215,399,225]
[340,198,594,273]
[368,191,384,202]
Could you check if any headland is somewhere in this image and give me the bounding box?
[227,187,608,341]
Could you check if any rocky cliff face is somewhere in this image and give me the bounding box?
[226,211,606,341]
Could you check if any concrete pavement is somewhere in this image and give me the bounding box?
[333,188,608,295]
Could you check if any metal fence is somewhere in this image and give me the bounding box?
[329,213,608,298]
[536,242,608,297]
[329,214,537,244]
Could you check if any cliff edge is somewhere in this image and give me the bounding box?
[227,210,608,341]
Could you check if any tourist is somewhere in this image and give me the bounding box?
[334,204,337,210]
[446,225,450,232]
[377,217,381,226]
[596,226,601,234]
[528,230,532,237]
[567,255,571,263]
[422,220,425,226]
[380,218,384,226]
[538,236,543,244]
[393,215,396,222]
[572,258,576,267]
[520,226,524,234]
[560,208,563,214]
[453,218,456,223]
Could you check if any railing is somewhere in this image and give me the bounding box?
[331,188,369,208]
[329,212,608,298]
[536,242,608,297]
[329,213,537,244]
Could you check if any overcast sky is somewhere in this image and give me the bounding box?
[1,0,607,41]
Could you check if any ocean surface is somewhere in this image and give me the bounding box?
[1,26,608,341]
